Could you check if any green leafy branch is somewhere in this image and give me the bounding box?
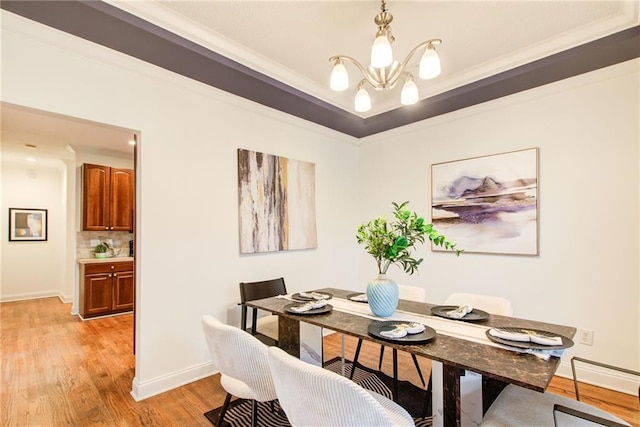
[357,201,462,275]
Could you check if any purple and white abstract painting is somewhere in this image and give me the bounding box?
[431,148,538,255]
[238,149,317,254]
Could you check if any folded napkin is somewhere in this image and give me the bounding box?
[489,328,563,346]
[289,299,328,313]
[446,305,473,319]
[350,293,368,302]
[405,322,426,334]
[488,328,530,342]
[299,291,330,300]
[380,325,408,339]
[379,322,426,338]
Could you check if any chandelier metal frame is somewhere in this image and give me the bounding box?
[328,0,443,112]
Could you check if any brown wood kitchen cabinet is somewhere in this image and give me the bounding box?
[79,261,134,318]
[83,163,134,231]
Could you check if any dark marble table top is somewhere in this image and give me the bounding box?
[246,287,577,392]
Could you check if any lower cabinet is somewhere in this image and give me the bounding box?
[79,261,134,318]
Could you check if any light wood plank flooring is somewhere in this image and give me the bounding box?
[1,298,637,426]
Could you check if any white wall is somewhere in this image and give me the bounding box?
[1,12,360,399]
[1,161,69,301]
[357,59,640,392]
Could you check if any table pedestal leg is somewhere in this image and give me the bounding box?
[277,316,323,366]
[299,322,323,366]
[482,376,508,414]
[278,316,300,358]
[443,364,461,427]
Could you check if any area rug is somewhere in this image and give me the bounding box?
[204,358,432,426]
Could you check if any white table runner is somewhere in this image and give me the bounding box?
[280,294,563,359]
[328,297,497,346]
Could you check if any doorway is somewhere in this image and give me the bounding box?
[0,101,139,357]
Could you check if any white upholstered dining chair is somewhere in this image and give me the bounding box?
[268,346,415,427]
[201,315,278,427]
[431,292,515,421]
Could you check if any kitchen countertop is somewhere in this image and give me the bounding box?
[78,256,134,264]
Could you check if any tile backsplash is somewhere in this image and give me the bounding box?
[77,231,133,259]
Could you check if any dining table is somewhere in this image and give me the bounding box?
[246,287,576,427]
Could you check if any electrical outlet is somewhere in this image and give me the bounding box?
[90,239,100,247]
[578,329,594,346]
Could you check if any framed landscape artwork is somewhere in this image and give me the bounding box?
[431,148,538,255]
[237,149,317,254]
[9,208,48,241]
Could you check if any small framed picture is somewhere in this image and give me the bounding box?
[9,208,48,241]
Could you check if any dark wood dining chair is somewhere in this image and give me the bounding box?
[239,277,287,346]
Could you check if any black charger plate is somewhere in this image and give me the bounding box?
[291,292,333,301]
[368,320,436,344]
[431,305,490,322]
[284,303,333,315]
[486,327,574,350]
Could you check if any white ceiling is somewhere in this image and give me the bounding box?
[115,0,639,116]
[2,1,638,165]
[1,104,135,169]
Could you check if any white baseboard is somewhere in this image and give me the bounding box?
[555,359,638,396]
[58,292,73,303]
[0,291,72,303]
[130,361,217,401]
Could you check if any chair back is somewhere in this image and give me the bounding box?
[201,315,276,402]
[239,277,287,334]
[239,277,286,303]
[268,346,412,426]
[444,292,513,316]
[398,284,426,302]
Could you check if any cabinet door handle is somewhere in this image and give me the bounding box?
[105,227,109,230]
[113,273,117,277]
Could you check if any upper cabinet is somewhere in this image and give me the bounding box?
[83,163,134,231]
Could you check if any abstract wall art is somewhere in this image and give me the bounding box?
[9,208,48,241]
[238,149,317,253]
[431,148,538,255]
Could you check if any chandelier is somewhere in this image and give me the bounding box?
[329,0,442,113]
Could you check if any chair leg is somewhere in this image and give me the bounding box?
[392,348,399,403]
[378,345,385,370]
[349,339,363,380]
[216,393,233,427]
[411,353,426,387]
[422,374,433,418]
[251,400,258,427]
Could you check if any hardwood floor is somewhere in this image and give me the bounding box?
[1,298,637,426]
